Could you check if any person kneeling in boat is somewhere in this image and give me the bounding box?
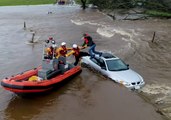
[66,44,89,66]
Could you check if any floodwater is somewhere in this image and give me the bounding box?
[0,4,170,120]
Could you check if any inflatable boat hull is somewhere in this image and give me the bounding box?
[1,66,82,95]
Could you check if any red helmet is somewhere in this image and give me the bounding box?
[49,37,53,40]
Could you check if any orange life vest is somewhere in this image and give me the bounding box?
[60,47,67,56]
[46,47,53,55]
[73,48,80,57]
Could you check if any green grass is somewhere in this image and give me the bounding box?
[146,10,171,18]
[0,0,56,6]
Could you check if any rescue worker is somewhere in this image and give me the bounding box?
[45,46,53,59]
[66,44,89,66]
[56,42,71,58]
[44,37,57,59]
[82,33,102,59]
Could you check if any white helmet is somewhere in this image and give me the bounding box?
[52,44,57,48]
[73,44,78,49]
[61,42,66,46]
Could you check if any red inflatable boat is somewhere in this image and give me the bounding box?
[1,39,82,95]
[1,66,81,95]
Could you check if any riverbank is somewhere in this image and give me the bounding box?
[0,0,55,6]
[101,8,171,21]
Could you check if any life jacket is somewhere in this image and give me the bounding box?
[46,47,53,55]
[73,48,80,57]
[84,37,89,44]
[59,47,67,56]
[84,36,95,46]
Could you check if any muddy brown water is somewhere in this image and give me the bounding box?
[0,5,170,120]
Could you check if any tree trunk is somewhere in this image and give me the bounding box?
[81,0,87,10]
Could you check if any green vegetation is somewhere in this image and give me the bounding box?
[142,0,171,12]
[146,10,171,18]
[75,0,82,4]
[89,0,134,9]
[0,0,56,6]
[77,0,171,18]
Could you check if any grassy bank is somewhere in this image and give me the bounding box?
[145,10,171,18]
[0,0,56,6]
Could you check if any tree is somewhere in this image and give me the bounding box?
[78,0,171,13]
[88,0,134,10]
[81,0,87,10]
